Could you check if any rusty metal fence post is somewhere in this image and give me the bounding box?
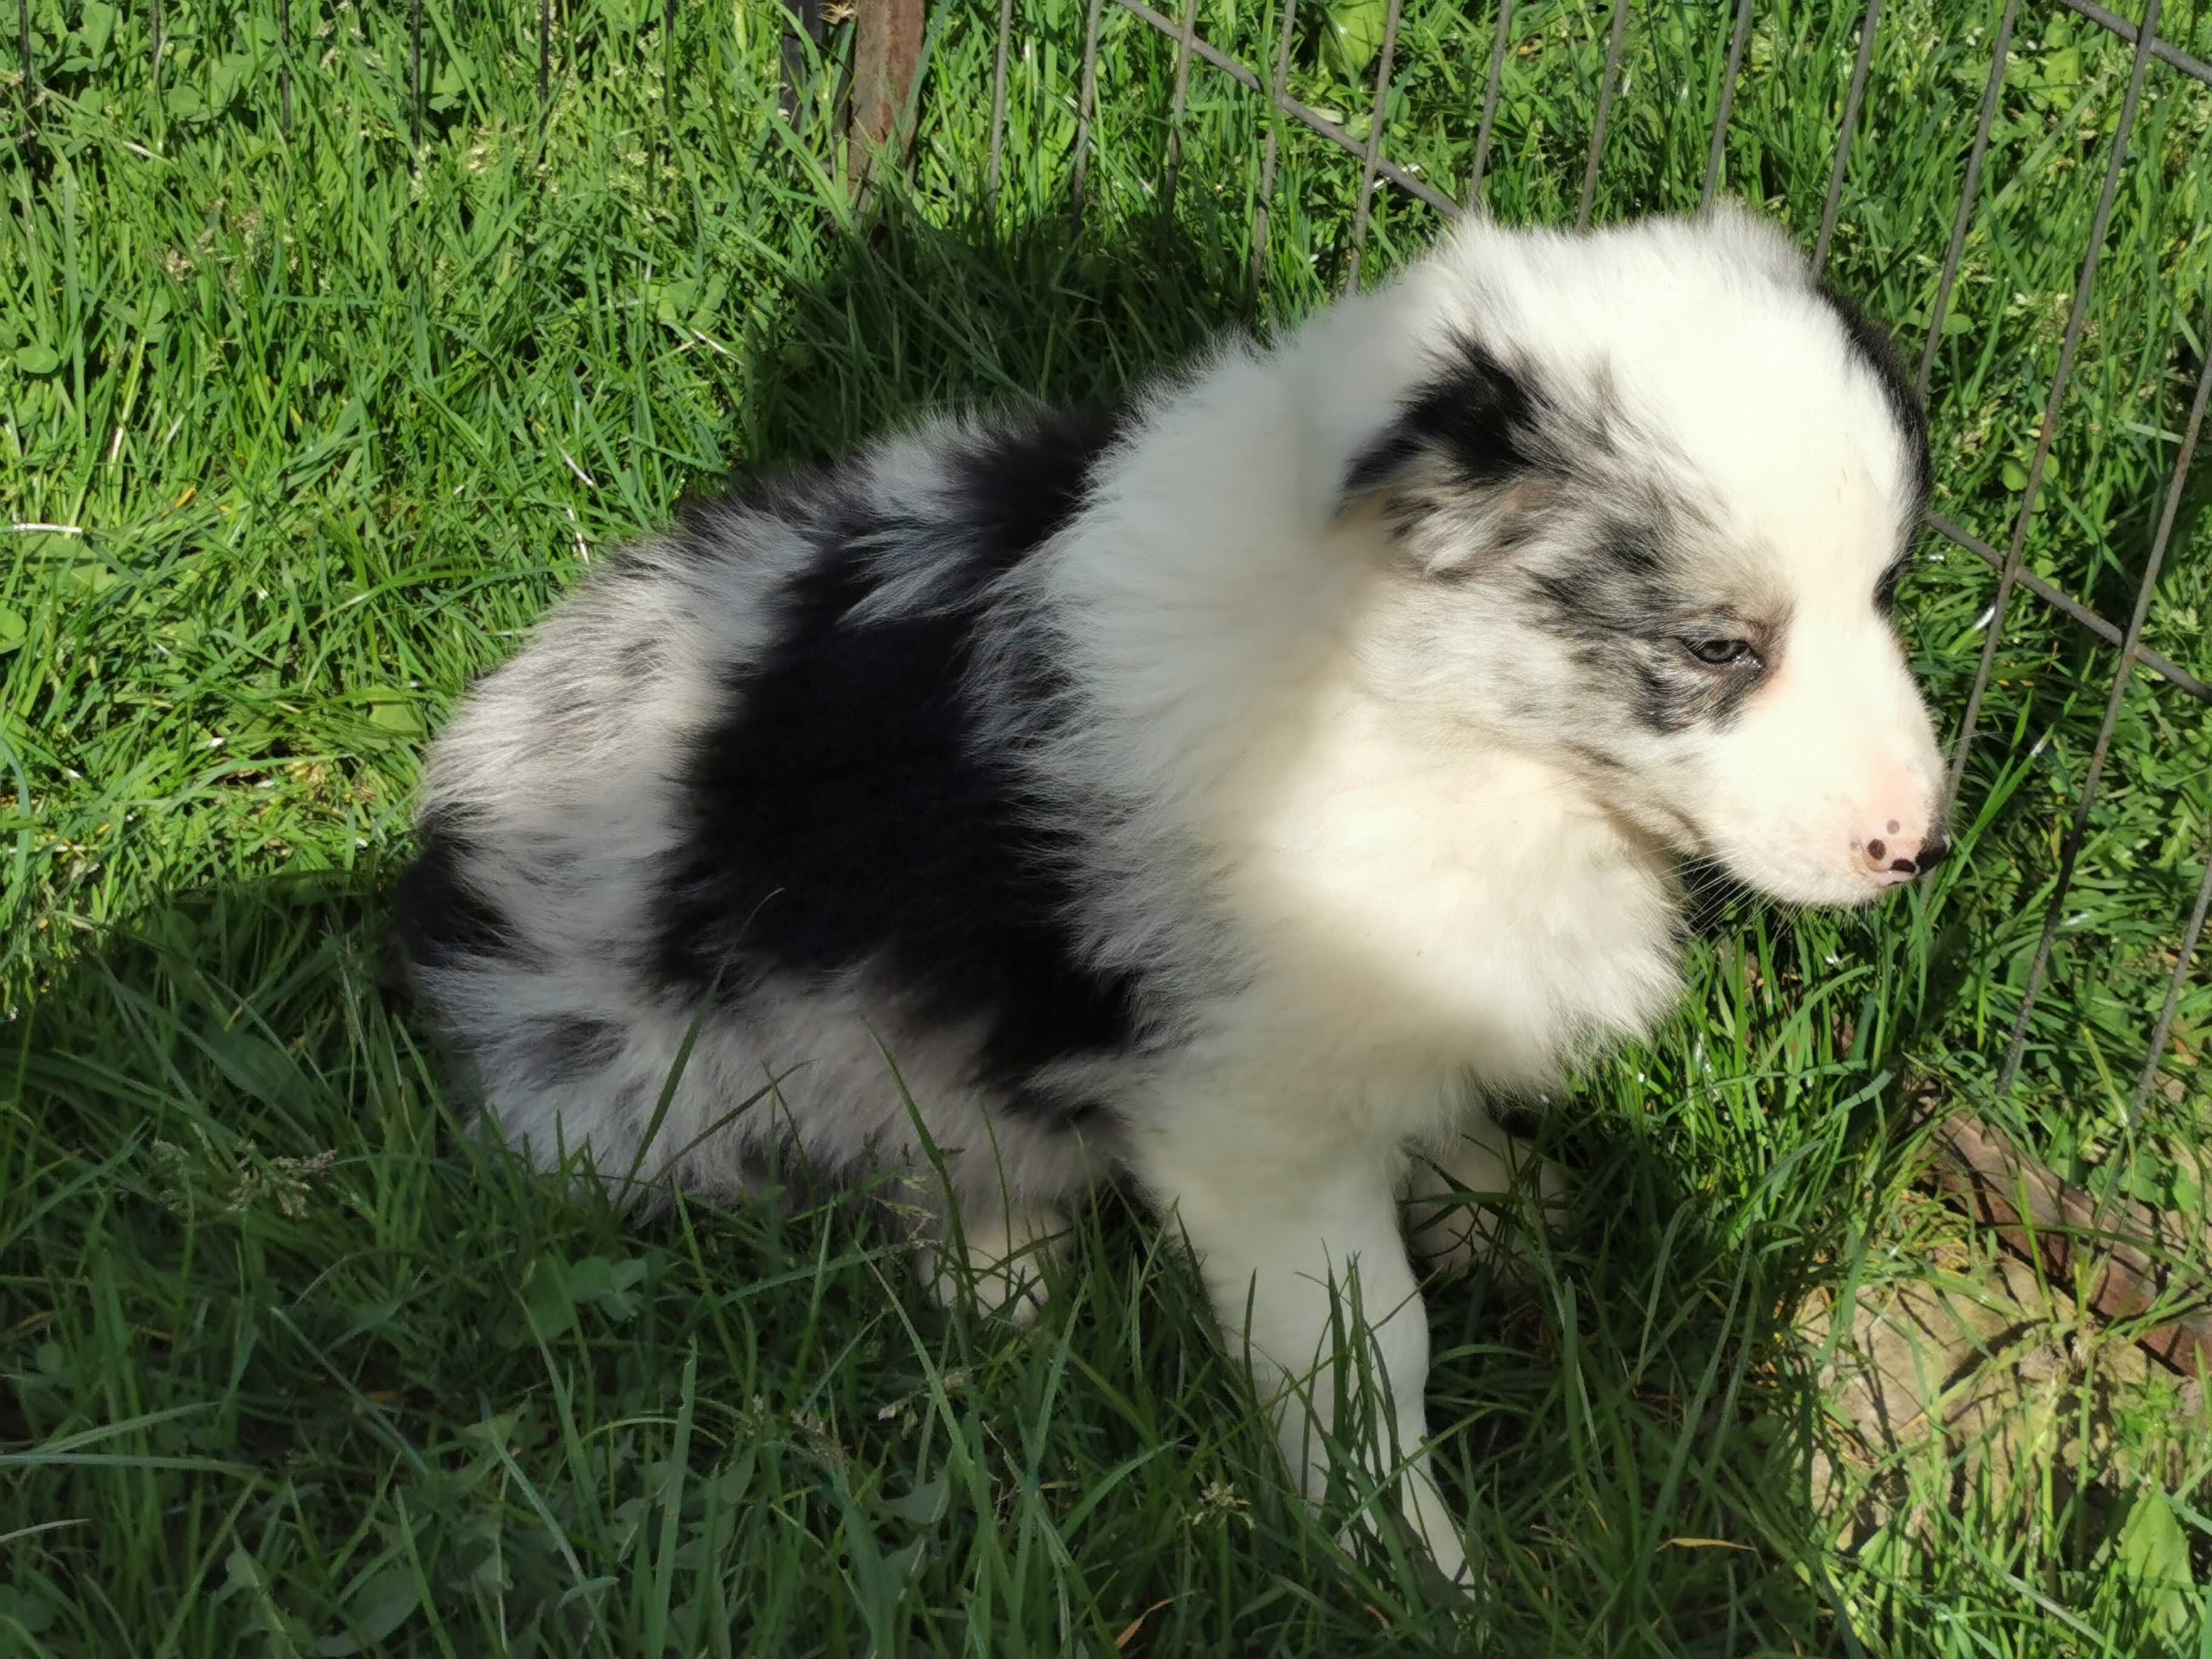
[849,0,925,190]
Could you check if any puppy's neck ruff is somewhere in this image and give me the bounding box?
[1192,635,1687,1107]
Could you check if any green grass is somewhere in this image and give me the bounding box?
[5,0,2212,1651]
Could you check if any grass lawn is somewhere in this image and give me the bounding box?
[6,0,2212,1651]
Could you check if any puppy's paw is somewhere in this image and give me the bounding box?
[1332,1465,1472,1590]
[917,1202,1068,1327]
[1403,1140,1564,1282]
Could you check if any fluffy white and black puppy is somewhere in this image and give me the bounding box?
[397,204,1946,1581]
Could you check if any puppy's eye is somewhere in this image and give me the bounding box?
[1684,637,1758,668]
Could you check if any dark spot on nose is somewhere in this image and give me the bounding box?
[1918,834,1951,871]
[1866,839,1886,862]
[1886,819,1900,834]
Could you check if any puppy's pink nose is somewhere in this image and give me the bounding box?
[1862,817,1948,880]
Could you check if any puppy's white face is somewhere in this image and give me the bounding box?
[1346,207,1947,908]
[1678,456,1946,907]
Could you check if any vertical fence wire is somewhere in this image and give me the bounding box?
[2140,858,2212,1107]
[1575,0,1631,230]
[539,0,551,113]
[660,0,677,170]
[1917,0,2019,398]
[1944,0,2163,809]
[2002,327,2212,1094]
[1810,0,1881,275]
[1070,0,1104,227]
[1466,0,1513,208]
[777,2,833,130]
[1698,0,1754,209]
[1159,0,1196,223]
[278,0,291,134]
[985,0,1014,212]
[410,0,423,147]
[17,0,35,104]
[1343,0,1406,291]
[1251,0,1299,295]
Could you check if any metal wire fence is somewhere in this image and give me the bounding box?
[7,0,2208,1118]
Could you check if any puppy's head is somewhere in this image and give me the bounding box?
[1344,204,1946,908]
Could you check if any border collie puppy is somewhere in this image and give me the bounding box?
[397,203,1945,1581]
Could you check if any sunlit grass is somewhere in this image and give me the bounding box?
[4,0,2210,1651]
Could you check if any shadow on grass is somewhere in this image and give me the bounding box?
[0,201,2047,1654]
[4,878,1882,1651]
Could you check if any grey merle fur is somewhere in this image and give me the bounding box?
[404,405,1148,1137]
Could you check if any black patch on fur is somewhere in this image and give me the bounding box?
[1489,1102,1547,1142]
[1005,1085,1107,1129]
[1343,333,1543,501]
[1626,638,1771,736]
[1527,515,1778,736]
[522,1015,625,1083]
[1526,515,1684,643]
[393,810,516,973]
[648,404,1142,1114]
[1815,283,1932,514]
[1597,523,1665,578]
[732,1130,880,1218]
[667,461,844,554]
[951,403,1130,565]
[1874,551,1909,617]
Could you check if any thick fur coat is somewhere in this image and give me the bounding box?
[397,204,1946,1578]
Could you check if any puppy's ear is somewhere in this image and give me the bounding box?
[1340,333,1557,578]
[1812,280,1932,512]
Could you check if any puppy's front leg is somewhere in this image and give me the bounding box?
[1129,1122,1466,1581]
